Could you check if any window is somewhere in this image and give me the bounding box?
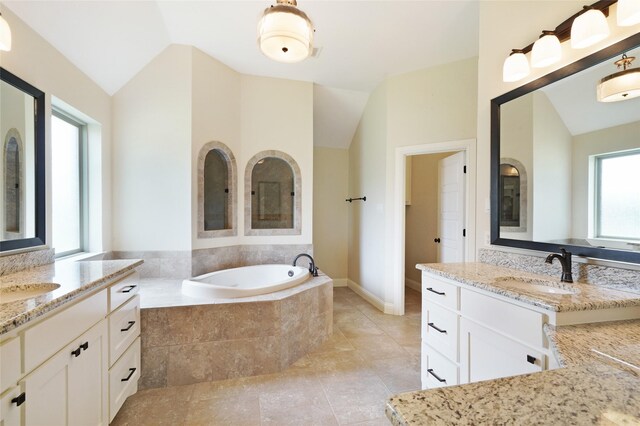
[51,110,87,256]
[594,149,640,241]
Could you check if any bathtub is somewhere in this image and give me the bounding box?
[181,264,310,298]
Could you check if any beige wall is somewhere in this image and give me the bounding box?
[313,147,349,281]
[572,120,640,239]
[112,45,193,251]
[476,0,639,254]
[348,58,478,305]
[532,91,572,242]
[0,7,113,253]
[405,152,451,284]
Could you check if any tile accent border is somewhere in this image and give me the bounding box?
[138,275,333,389]
[0,247,55,276]
[479,248,640,294]
[244,150,302,236]
[197,141,238,238]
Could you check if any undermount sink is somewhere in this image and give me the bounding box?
[493,276,576,295]
[0,283,61,304]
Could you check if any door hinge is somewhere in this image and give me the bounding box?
[463,165,467,174]
[463,229,466,237]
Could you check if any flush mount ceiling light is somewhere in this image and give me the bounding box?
[0,13,11,52]
[571,7,609,49]
[503,49,530,83]
[257,0,314,63]
[531,31,562,68]
[617,0,640,26]
[597,53,640,102]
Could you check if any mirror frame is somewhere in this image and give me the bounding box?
[491,32,640,264]
[0,67,46,252]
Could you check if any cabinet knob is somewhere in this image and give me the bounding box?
[527,355,536,364]
[428,322,447,334]
[434,238,441,243]
[121,321,136,332]
[71,347,82,357]
[11,392,26,406]
[80,341,89,351]
[120,285,137,294]
[426,287,446,296]
[427,368,447,383]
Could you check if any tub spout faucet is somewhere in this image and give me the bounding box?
[293,253,318,277]
[545,248,573,283]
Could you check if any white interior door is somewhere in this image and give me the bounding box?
[437,151,465,262]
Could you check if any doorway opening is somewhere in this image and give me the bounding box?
[391,139,476,315]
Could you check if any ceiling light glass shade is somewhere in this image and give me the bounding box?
[531,32,561,68]
[503,51,530,83]
[0,14,11,52]
[571,9,609,49]
[617,0,640,26]
[258,2,313,63]
[597,68,640,102]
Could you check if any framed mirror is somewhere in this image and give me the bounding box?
[0,68,46,252]
[491,33,640,264]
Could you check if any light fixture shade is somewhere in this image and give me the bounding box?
[258,2,313,63]
[617,0,640,26]
[0,14,11,52]
[531,32,561,68]
[571,9,609,49]
[503,51,530,83]
[597,68,640,102]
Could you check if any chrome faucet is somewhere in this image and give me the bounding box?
[545,248,573,283]
[293,253,318,277]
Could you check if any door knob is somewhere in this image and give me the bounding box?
[434,238,441,243]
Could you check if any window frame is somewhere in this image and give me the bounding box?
[51,108,88,257]
[593,148,640,242]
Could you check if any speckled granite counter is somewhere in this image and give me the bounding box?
[387,263,640,425]
[417,262,640,312]
[0,259,142,335]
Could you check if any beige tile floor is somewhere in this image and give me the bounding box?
[112,286,422,426]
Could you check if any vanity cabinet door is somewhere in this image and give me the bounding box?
[22,320,108,426]
[459,317,544,384]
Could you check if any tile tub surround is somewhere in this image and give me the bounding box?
[138,273,333,389]
[111,287,422,426]
[417,262,640,313]
[0,247,55,276]
[109,244,313,278]
[479,247,640,294]
[0,259,143,335]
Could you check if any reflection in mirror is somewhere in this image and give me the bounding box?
[251,157,294,229]
[499,163,521,228]
[198,141,236,238]
[0,68,44,251]
[203,149,229,231]
[492,34,640,263]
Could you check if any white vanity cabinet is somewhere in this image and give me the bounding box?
[421,271,548,389]
[0,269,141,426]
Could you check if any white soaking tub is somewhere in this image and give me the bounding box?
[181,264,310,299]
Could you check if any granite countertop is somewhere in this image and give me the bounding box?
[387,263,640,425]
[417,262,640,312]
[0,259,143,335]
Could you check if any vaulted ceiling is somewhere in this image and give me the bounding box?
[4,1,480,148]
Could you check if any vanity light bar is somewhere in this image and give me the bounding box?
[502,0,623,83]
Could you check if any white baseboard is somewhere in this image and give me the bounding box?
[405,277,422,293]
[347,279,394,314]
[332,278,348,287]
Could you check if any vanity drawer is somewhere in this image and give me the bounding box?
[109,271,139,312]
[109,294,140,366]
[460,288,544,349]
[109,337,140,423]
[421,343,458,389]
[422,273,459,311]
[24,290,107,373]
[423,300,459,361]
[0,337,21,394]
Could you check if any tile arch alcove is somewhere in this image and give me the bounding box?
[197,141,237,238]
[244,150,302,236]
